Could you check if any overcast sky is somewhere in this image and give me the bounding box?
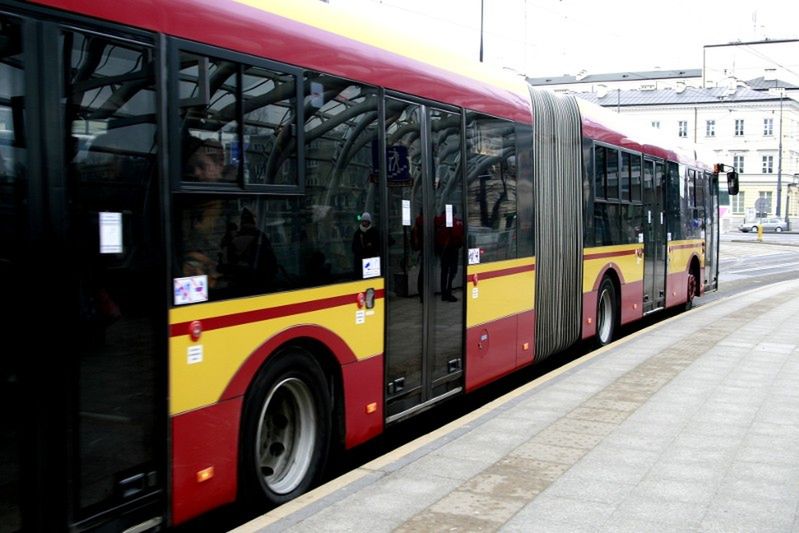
[328,0,799,78]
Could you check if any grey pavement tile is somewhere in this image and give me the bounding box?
[533,427,608,451]
[542,474,636,505]
[552,416,618,437]
[632,477,716,505]
[701,495,796,532]
[502,495,616,529]
[609,493,708,526]
[566,447,659,485]
[509,440,588,465]
[398,451,494,483]
[716,466,799,504]
[428,490,525,523]
[397,510,499,532]
[645,459,726,484]
[601,429,675,453]
[567,405,632,425]
[598,516,697,533]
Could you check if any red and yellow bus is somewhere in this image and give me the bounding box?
[0,0,722,530]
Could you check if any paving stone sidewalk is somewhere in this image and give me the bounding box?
[236,279,799,533]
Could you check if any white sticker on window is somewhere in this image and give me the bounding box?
[701,230,706,239]
[402,199,411,226]
[445,204,453,227]
[638,233,644,244]
[99,212,123,254]
[468,248,481,265]
[187,345,203,365]
[667,232,672,241]
[362,257,381,279]
[173,275,208,305]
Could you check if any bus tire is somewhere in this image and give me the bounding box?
[685,272,697,311]
[240,347,331,508]
[595,277,617,347]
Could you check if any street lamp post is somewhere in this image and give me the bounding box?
[776,87,784,216]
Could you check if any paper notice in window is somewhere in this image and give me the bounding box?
[402,199,411,226]
[99,212,123,254]
[446,204,453,227]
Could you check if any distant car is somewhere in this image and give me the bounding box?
[738,217,787,233]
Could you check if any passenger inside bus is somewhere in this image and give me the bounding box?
[351,211,379,279]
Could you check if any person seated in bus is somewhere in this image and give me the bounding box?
[351,211,378,279]
[183,136,236,183]
[180,137,236,287]
[219,207,277,292]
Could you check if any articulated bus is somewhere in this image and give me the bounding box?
[0,0,724,530]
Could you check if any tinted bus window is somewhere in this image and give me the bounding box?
[178,53,299,186]
[175,75,379,300]
[0,15,24,532]
[620,152,631,201]
[465,113,518,262]
[630,154,642,202]
[606,148,619,200]
[594,145,606,198]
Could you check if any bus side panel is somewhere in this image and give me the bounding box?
[341,355,384,448]
[620,280,644,325]
[465,315,518,392]
[464,258,535,392]
[665,242,702,308]
[171,398,242,525]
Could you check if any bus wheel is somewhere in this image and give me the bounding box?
[685,272,697,311]
[596,277,617,346]
[241,348,331,507]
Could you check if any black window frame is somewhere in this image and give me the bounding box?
[167,38,306,196]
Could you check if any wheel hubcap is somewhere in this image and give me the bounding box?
[598,288,613,343]
[255,377,317,494]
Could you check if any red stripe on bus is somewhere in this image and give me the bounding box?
[669,243,700,251]
[170,288,385,337]
[477,263,535,281]
[584,249,636,260]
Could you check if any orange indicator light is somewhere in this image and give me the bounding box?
[366,402,377,414]
[522,342,529,350]
[196,466,214,483]
[587,317,592,325]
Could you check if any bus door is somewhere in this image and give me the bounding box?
[643,158,667,312]
[54,26,164,528]
[704,172,720,290]
[384,98,464,420]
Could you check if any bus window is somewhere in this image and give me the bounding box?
[0,15,24,532]
[465,112,518,262]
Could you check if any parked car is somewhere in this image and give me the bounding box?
[738,217,788,233]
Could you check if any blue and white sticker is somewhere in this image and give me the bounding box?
[187,345,203,365]
[362,256,381,279]
[468,248,481,265]
[174,275,208,305]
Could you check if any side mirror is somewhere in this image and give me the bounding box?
[727,171,739,196]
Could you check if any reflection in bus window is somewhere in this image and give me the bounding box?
[466,113,518,262]
[0,15,24,532]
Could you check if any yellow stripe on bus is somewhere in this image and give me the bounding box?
[466,257,535,328]
[169,279,384,415]
[583,243,644,292]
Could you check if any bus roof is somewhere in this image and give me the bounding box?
[575,96,710,170]
[33,0,533,123]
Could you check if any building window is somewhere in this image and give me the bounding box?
[733,154,744,173]
[758,191,773,215]
[651,121,660,129]
[762,155,774,174]
[706,120,715,137]
[763,118,773,136]
[678,120,687,138]
[731,191,745,214]
[735,119,744,136]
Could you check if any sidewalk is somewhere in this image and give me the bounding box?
[235,279,799,532]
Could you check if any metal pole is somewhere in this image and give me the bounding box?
[776,89,783,216]
[479,0,484,62]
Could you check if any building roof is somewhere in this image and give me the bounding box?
[575,86,781,107]
[527,69,702,86]
[744,77,799,91]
